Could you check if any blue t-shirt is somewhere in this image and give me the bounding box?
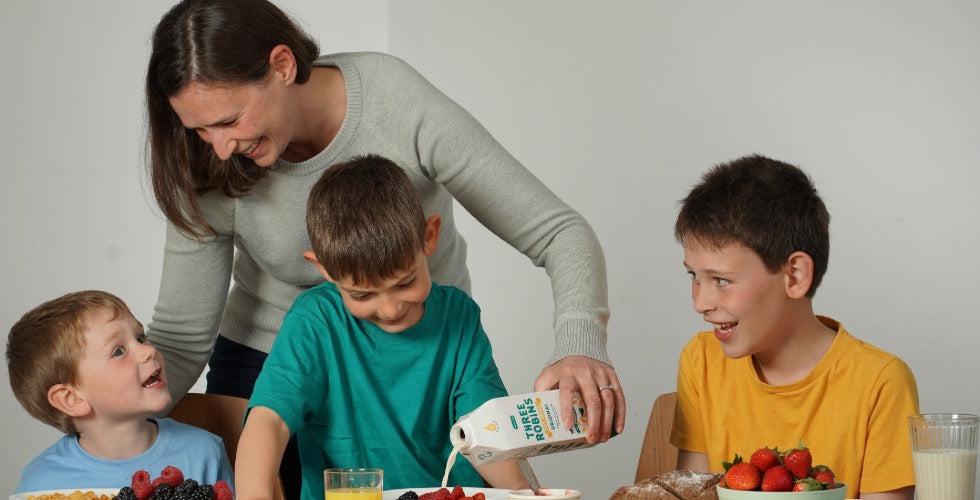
[15,417,233,493]
[249,281,507,498]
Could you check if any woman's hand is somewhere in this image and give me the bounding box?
[534,355,626,443]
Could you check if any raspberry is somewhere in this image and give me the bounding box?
[449,486,465,500]
[131,470,153,500]
[421,488,450,500]
[159,465,185,488]
[213,480,233,500]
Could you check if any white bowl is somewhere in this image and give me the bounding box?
[508,489,582,500]
[716,483,846,499]
[383,488,509,500]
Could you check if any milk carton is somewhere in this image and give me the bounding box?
[449,390,607,466]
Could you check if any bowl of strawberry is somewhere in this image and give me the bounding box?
[716,442,845,498]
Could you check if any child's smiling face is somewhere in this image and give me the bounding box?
[332,251,433,334]
[683,238,792,360]
[73,308,171,419]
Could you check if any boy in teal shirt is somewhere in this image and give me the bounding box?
[236,155,528,499]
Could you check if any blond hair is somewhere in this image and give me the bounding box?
[6,290,133,434]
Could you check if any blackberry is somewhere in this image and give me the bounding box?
[115,486,138,500]
[397,491,419,500]
[193,483,215,500]
[154,483,175,500]
[174,479,200,498]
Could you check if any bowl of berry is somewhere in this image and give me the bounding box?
[114,466,233,500]
[715,442,846,499]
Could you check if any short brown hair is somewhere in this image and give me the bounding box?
[6,290,133,434]
[306,155,427,286]
[675,155,831,297]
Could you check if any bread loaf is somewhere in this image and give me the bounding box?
[609,470,723,500]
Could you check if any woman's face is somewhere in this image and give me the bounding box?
[169,79,291,167]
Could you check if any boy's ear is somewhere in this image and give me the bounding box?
[423,215,442,256]
[783,251,815,299]
[302,250,334,282]
[48,383,91,418]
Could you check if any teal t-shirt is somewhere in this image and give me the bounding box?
[249,281,507,497]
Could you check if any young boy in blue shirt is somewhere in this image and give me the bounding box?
[670,155,917,499]
[235,155,528,499]
[7,290,233,493]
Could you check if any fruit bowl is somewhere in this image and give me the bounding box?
[716,483,846,499]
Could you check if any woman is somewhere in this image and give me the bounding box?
[145,0,624,493]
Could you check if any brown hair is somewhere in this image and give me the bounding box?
[675,154,831,297]
[307,155,428,286]
[145,0,320,237]
[6,290,133,434]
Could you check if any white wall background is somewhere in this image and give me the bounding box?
[2,1,979,498]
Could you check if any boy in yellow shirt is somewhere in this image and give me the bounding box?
[670,155,918,499]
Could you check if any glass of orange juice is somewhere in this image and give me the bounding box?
[324,468,383,500]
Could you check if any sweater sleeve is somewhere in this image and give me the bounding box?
[147,191,235,403]
[388,55,611,365]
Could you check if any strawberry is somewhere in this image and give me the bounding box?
[722,455,761,491]
[810,465,836,488]
[760,465,794,492]
[130,469,153,500]
[158,465,184,487]
[792,477,824,492]
[214,479,233,500]
[783,440,813,479]
[749,446,781,473]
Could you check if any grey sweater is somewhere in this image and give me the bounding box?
[148,52,610,399]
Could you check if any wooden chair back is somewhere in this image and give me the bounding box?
[168,392,285,500]
[634,391,679,483]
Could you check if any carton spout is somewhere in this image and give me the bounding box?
[450,421,470,450]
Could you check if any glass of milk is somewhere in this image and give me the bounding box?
[908,413,978,500]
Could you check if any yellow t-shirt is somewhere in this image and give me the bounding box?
[670,316,918,497]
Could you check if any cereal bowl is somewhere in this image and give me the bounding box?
[716,483,846,499]
[9,488,118,500]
